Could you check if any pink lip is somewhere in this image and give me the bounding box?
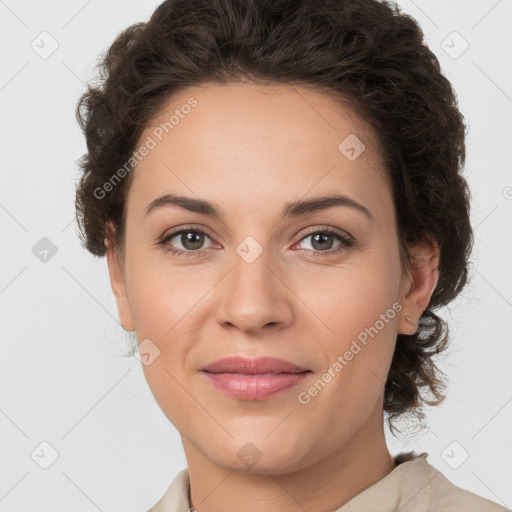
[201,357,311,400]
[202,372,310,400]
[201,356,308,374]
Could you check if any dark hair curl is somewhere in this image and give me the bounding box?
[75,0,473,434]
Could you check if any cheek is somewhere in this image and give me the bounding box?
[291,254,400,403]
[293,253,400,344]
[127,266,197,420]
[125,248,210,338]
[139,355,195,432]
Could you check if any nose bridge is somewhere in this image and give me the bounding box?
[215,234,292,333]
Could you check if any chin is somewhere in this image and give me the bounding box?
[205,435,315,475]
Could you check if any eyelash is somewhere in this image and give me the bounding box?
[158,226,354,259]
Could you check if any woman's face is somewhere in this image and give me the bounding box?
[107,82,435,473]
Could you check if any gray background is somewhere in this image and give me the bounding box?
[1,0,511,510]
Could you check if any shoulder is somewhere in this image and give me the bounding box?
[413,456,509,512]
[147,468,191,512]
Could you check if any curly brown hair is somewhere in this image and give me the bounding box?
[74,0,473,435]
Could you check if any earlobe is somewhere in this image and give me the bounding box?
[105,236,135,332]
[398,239,440,335]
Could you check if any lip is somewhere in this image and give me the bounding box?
[201,356,308,374]
[200,357,311,400]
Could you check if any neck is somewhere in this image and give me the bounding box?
[183,403,395,512]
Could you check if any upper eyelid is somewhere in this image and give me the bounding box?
[163,224,215,239]
[298,226,352,240]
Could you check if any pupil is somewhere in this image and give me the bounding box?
[312,233,333,250]
[183,231,203,250]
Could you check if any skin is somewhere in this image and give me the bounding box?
[105,81,439,512]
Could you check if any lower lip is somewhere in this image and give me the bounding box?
[201,371,310,400]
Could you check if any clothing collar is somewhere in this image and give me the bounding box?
[148,451,438,512]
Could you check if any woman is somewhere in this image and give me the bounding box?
[74,0,507,510]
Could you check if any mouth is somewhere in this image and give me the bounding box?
[200,356,312,400]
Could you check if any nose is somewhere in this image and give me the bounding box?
[214,243,294,335]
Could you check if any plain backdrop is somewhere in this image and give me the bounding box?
[1,1,511,511]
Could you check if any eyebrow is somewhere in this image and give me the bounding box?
[144,193,373,222]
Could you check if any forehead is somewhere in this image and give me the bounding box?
[127,81,391,220]
[141,81,378,156]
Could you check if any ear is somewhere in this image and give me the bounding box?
[397,238,440,335]
[105,231,134,332]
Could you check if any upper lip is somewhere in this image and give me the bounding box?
[201,357,309,374]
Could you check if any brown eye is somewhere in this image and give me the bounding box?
[176,230,206,250]
[293,228,354,259]
[160,228,215,257]
[310,232,336,251]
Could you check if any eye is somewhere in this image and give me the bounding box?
[293,228,353,258]
[158,226,354,259]
[159,227,215,258]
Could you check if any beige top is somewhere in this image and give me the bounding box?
[148,452,509,511]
